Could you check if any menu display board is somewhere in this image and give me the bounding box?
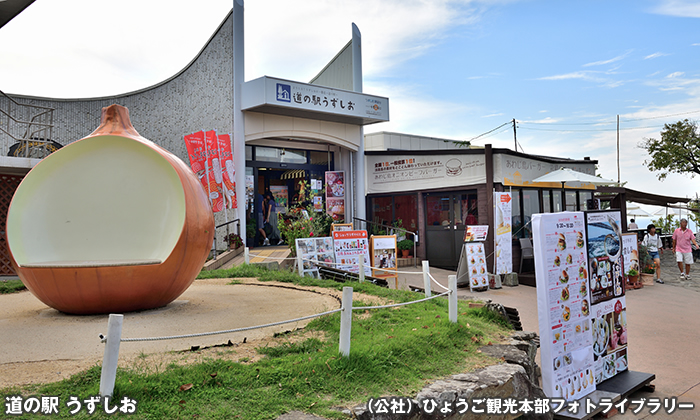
[332,230,371,276]
[591,297,628,384]
[332,223,353,232]
[494,192,513,275]
[585,210,628,385]
[325,171,345,222]
[455,243,489,290]
[533,212,596,401]
[464,226,489,242]
[585,211,625,305]
[295,237,335,278]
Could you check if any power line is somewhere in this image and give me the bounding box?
[518,124,667,133]
[466,121,511,143]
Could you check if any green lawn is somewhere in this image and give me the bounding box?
[1,265,511,419]
[0,279,25,294]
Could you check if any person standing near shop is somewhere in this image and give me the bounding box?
[629,219,638,230]
[641,224,664,284]
[264,190,281,245]
[672,218,699,280]
[257,192,270,246]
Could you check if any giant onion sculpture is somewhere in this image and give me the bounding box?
[6,105,215,314]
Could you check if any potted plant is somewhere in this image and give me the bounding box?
[637,244,656,285]
[626,268,642,289]
[397,239,413,258]
[225,233,243,250]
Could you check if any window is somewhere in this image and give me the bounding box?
[580,191,593,210]
[566,191,577,211]
[542,190,551,213]
[511,189,521,239]
[426,194,450,227]
[522,190,540,238]
[455,193,478,226]
[553,190,563,213]
[370,194,419,233]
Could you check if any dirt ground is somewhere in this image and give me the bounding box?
[0,278,386,389]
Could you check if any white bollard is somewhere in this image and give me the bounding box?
[448,275,458,323]
[297,253,304,277]
[244,247,250,264]
[359,258,365,283]
[99,314,124,397]
[339,286,353,357]
[422,260,432,297]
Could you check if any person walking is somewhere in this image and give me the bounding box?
[264,190,281,245]
[257,192,270,246]
[672,218,699,280]
[641,224,664,284]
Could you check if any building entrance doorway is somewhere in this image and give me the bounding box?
[424,191,478,269]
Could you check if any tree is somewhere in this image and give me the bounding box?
[640,119,700,180]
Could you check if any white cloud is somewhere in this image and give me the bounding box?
[644,52,668,59]
[651,0,700,18]
[482,112,504,118]
[583,51,631,67]
[667,72,685,78]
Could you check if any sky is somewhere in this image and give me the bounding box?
[1,0,699,219]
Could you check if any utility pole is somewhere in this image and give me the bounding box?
[513,118,517,152]
[617,115,620,183]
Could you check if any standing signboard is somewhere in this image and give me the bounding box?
[585,210,628,384]
[370,235,398,287]
[326,171,345,222]
[332,230,371,276]
[332,223,353,232]
[456,243,489,290]
[495,192,513,275]
[533,212,596,401]
[295,237,335,278]
[464,226,489,242]
[621,233,639,276]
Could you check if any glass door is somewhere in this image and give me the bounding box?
[425,191,478,269]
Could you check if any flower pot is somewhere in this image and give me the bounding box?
[401,249,410,258]
[640,273,654,286]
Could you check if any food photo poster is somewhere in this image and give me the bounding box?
[533,212,596,401]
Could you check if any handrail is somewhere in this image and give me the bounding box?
[0,90,55,158]
[212,218,241,260]
[352,217,418,268]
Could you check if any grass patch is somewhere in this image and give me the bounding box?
[3,266,511,419]
[0,279,25,294]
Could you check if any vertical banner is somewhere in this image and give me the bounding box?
[585,210,628,385]
[533,212,595,401]
[332,230,371,275]
[205,130,224,212]
[184,131,210,201]
[325,171,345,222]
[494,192,513,275]
[217,133,237,209]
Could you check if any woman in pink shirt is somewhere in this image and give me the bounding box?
[672,218,699,280]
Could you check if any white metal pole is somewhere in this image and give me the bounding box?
[422,260,431,298]
[358,258,365,283]
[233,0,247,247]
[352,23,366,221]
[339,286,353,357]
[448,275,458,323]
[99,314,124,397]
[244,247,250,264]
[297,253,304,277]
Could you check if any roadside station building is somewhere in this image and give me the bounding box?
[0,5,604,278]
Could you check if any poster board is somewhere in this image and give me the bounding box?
[370,235,398,287]
[270,185,288,214]
[533,212,596,401]
[622,233,639,276]
[332,223,353,232]
[456,242,489,290]
[464,225,489,242]
[332,230,371,276]
[295,237,335,278]
[325,171,345,222]
[495,192,513,275]
[585,210,628,385]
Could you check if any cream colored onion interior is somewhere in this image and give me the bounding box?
[7,135,186,266]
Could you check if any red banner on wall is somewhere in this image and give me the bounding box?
[217,133,237,209]
[205,130,224,212]
[184,131,206,173]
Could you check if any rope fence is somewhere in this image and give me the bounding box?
[98,273,461,398]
